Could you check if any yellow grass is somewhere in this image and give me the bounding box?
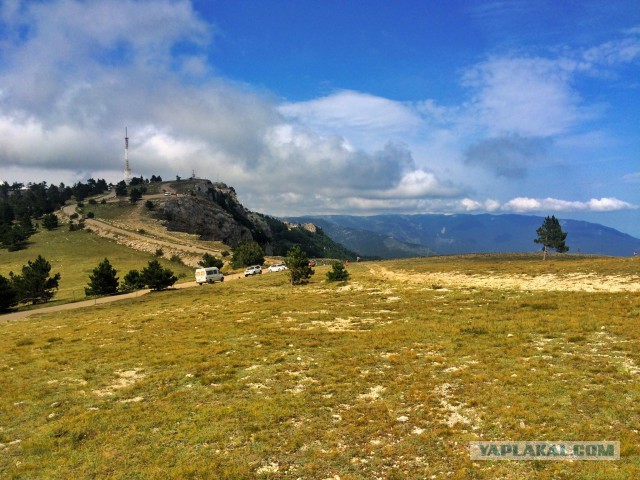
[1,257,639,478]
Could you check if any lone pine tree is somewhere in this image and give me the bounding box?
[534,215,569,260]
[285,245,314,285]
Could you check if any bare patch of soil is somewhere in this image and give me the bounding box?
[370,265,640,292]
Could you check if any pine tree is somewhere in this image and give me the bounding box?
[285,245,314,285]
[198,253,224,269]
[85,258,119,296]
[42,213,59,230]
[231,241,264,268]
[10,255,61,304]
[121,269,146,292]
[534,215,569,260]
[129,188,142,204]
[326,261,350,282]
[114,181,128,197]
[0,275,18,311]
[141,259,177,291]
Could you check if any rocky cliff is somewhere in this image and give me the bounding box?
[156,179,358,259]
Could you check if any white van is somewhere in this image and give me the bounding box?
[195,267,224,285]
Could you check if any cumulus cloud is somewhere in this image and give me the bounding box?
[0,0,636,222]
[0,0,210,117]
[260,126,456,199]
[0,0,460,215]
[460,198,501,212]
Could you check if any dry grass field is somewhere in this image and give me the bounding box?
[1,255,639,479]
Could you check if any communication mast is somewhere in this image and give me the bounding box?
[123,127,132,185]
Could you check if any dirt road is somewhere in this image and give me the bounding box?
[0,188,251,324]
[0,274,246,324]
[61,194,216,264]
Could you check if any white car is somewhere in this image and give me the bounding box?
[244,265,262,276]
[268,264,287,272]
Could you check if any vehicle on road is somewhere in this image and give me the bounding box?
[195,267,224,285]
[244,265,262,276]
[268,264,287,272]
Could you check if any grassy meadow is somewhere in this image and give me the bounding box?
[1,257,639,478]
[0,227,194,305]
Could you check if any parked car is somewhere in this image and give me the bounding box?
[268,264,287,272]
[195,267,224,285]
[244,265,262,276]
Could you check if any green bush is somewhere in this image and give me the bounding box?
[198,253,223,269]
[42,213,59,230]
[231,241,264,268]
[326,261,349,282]
[121,269,145,292]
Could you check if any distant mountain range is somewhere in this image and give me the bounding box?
[285,214,640,258]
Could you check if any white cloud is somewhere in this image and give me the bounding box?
[460,198,482,211]
[280,90,424,149]
[281,90,422,131]
[501,197,637,213]
[463,56,586,137]
[582,36,640,67]
[460,198,501,212]
[367,169,460,199]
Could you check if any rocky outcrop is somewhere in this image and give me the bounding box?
[156,180,272,250]
[160,196,254,247]
[154,179,356,259]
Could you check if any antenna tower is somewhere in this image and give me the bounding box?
[123,127,132,185]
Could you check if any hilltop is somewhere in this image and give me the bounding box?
[59,178,358,266]
[154,179,358,259]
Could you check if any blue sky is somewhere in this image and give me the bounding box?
[1,0,639,237]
